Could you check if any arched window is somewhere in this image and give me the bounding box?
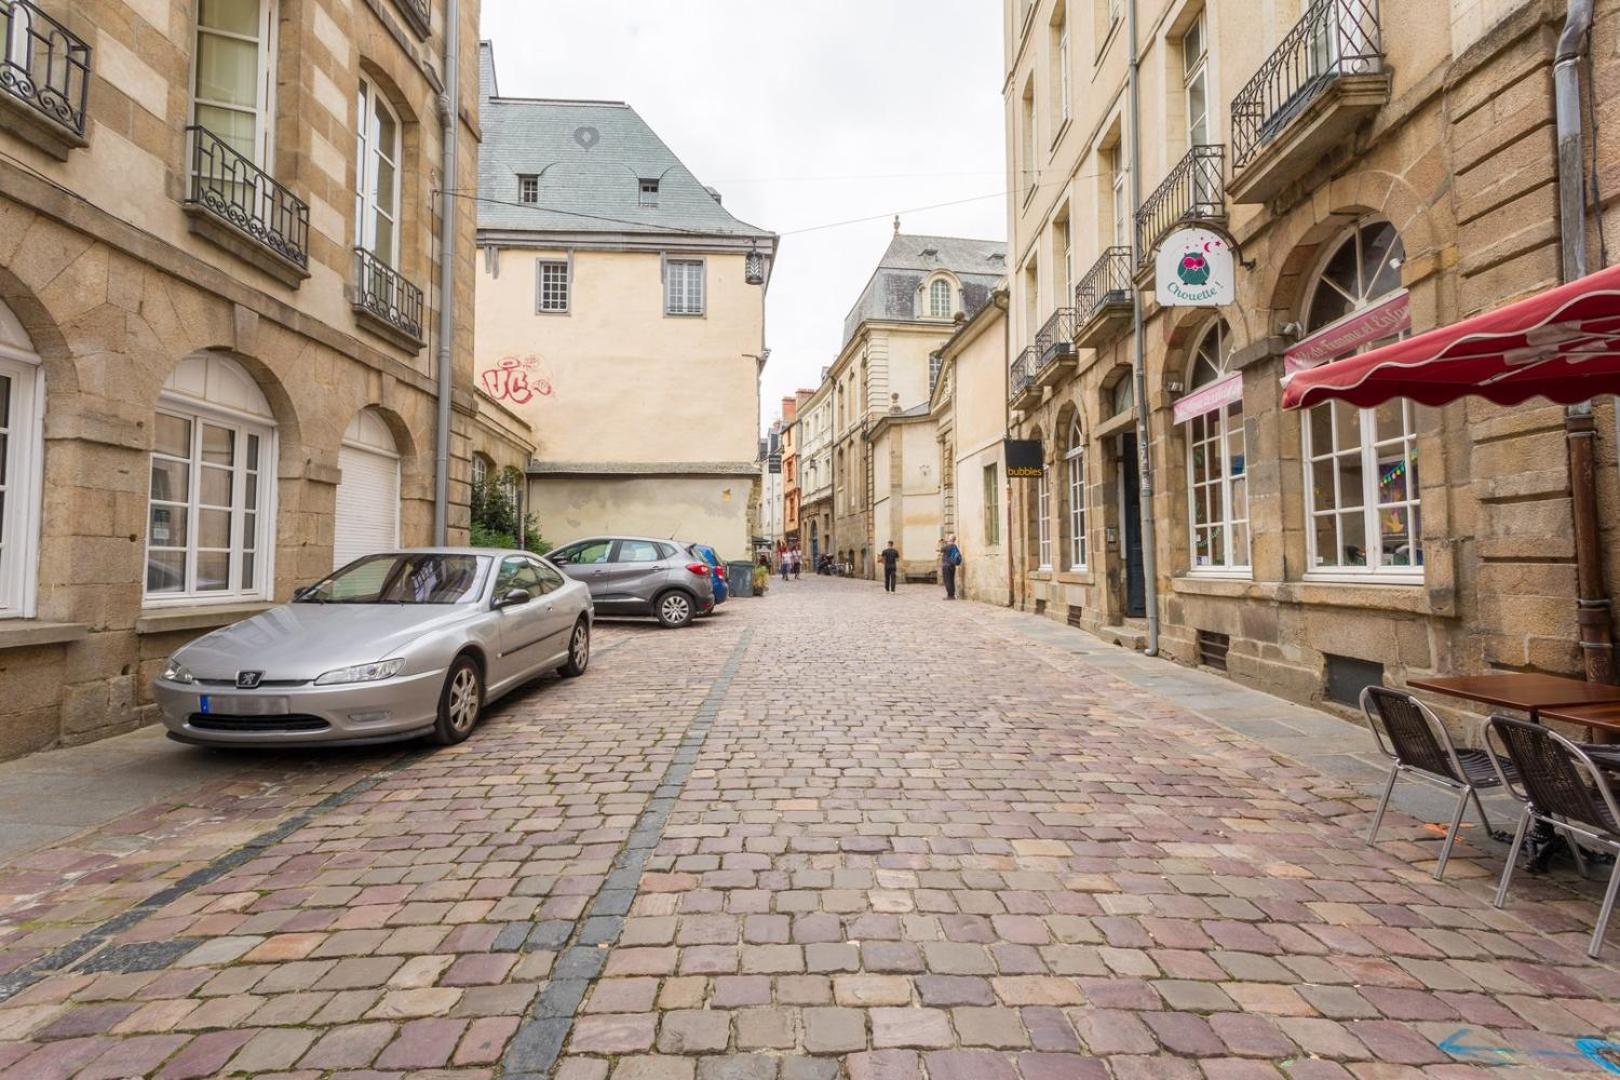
[471,452,491,493]
[148,354,277,602]
[1184,321,1248,571]
[1300,220,1420,574]
[1064,415,1086,570]
[0,300,43,618]
[355,80,402,265]
[929,278,952,319]
[1110,374,1134,417]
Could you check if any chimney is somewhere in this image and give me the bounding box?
[705,186,724,205]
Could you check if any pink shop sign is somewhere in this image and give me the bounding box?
[1283,290,1412,375]
[1173,372,1243,425]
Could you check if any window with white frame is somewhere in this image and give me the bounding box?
[1037,466,1052,570]
[147,355,276,603]
[929,279,952,319]
[537,259,570,313]
[0,302,43,619]
[1054,12,1071,125]
[1184,321,1249,572]
[354,80,400,264]
[192,0,278,164]
[1021,79,1037,198]
[1064,416,1086,569]
[665,258,705,315]
[1301,221,1420,575]
[1058,215,1073,303]
[639,178,659,206]
[1182,10,1209,149]
[1111,150,1129,250]
[518,174,538,204]
[983,463,1000,546]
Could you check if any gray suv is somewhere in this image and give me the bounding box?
[548,536,716,628]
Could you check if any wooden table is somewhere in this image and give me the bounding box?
[1407,673,1620,722]
[1539,702,1620,741]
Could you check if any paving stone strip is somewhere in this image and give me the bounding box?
[502,626,754,1079]
[0,633,647,1008]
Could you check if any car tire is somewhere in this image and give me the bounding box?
[432,655,484,745]
[655,589,695,629]
[558,617,590,677]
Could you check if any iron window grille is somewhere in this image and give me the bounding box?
[185,125,309,270]
[1135,144,1225,266]
[353,247,423,341]
[1074,246,1133,324]
[0,0,90,138]
[1231,0,1384,170]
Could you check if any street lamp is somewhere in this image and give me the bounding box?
[745,242,766,285]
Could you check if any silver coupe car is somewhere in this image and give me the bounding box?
[153,548,593,748]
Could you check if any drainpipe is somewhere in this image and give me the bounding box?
[432,0,461,545]
[1126,0,1161,656]
[997,288,1015,608]
[1555,0,1615,683]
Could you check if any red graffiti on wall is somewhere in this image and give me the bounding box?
[480,355,553,404]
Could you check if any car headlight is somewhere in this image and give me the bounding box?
[314,659,406,686]
[161,657,196,684]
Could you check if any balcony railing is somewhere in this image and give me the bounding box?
[393,0,430,38]
[354,247,424,342]
[1135,144,1225,265]
[1033,308,1076,371]
[1074,246,1133,324]
[0,0,90,139]
[185,126,310,272]
[1009,346,1036,402]
[1232,0,1383,170]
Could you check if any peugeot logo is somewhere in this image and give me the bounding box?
[236,671,264,690]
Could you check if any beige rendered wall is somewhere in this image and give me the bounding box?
[530,475,752,561]
[475,248,762,466]
[951,309,1011,604]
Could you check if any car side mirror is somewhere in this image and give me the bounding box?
[494,588,532,610]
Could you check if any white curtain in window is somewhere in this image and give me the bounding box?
[194,0,275,164]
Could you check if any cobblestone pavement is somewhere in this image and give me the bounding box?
[3,579,1620,1078]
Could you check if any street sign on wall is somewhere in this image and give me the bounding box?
[1154,227,1235,307]
[1004,439,1043,478]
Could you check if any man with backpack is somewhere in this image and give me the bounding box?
[940,535,963,600]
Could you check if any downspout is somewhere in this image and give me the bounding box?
[1127,0,1161,655]
[997,287,1015,608]
[1555,0,1615,683]
[432,0,461,545]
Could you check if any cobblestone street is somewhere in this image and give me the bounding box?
[4,579,1620,1078]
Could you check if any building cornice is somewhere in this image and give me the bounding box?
[478,229,777,259]
[527,459,761,477]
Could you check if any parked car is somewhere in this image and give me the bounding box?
[153,548,593,748]
[689,542,728,609]
[549,536,716,628]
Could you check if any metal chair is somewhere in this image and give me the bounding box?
[1361,686,1514,880]
[1486,715,1620,959]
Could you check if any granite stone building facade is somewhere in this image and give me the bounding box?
[0,0,513,759]
[1004,0,1620,722]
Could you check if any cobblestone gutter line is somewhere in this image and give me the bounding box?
[0,634,645,1007]
[502,627,754,1080]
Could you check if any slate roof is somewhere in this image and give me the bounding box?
[842,233,1008,344]
[477,43,773,241]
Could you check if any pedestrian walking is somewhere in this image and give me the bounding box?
[780,551,791,583]
[880,540,900,592]
[792,548,802,579]
[940,535,962,600]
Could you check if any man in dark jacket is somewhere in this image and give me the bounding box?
[880,541,900,592]
[940,536,962,600]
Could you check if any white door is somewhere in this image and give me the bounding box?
[334,409,400,568]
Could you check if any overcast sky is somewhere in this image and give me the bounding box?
[479,1,1008,432]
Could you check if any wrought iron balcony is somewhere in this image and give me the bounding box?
[1135,144,1225,266]
[353,247,425,346]
[1073,246,1134,348]
[1033,308,1077,386]
[1229,0,1387,203]
[183,126,310,284]
[393,0,430,38]
[1009,346,1038,408]
[0,0,90,156]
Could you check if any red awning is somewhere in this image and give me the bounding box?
[1281,263,1620,410]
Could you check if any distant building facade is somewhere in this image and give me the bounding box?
[799,379,834,566]
[475,45,778,559]
[758,420,784,550]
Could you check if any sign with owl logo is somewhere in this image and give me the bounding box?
[1155,227,1234,307]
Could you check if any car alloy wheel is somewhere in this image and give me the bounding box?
[559,618,590,677]
[448,668,479,731]
[433,656,484,745]
[657,591,693,628]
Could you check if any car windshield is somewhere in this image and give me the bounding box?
[298,554,489,605]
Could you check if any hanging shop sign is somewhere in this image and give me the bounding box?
[1172,372,1244,425]
[1284,289,1412,375]
[1004,438,1044,478]
[1155,227,1235,307]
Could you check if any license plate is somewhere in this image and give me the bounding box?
[198,695,290,716]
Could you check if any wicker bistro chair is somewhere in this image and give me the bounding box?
[1361,686,1516,880]
[1486,715,1620,959]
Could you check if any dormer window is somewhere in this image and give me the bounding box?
[518,175,538,204]
[639,178,659,207]
[928,279,953,319]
